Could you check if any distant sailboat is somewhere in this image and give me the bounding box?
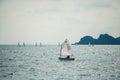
[40,42,42,46]
[58,42,61,46]
[23,42,25,47]
[88,42,91,47]
[59,39,75,60]
[35,42,37,46]
[17,42,20,47]
[88,42,94,47]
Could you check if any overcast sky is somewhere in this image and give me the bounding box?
[0,0,120,44]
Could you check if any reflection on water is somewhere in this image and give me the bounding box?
[0,45,120,80]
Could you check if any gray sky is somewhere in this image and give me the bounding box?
[0,0,120,44]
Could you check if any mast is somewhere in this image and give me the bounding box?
[60,44,63,56]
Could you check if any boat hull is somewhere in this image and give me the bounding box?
[58,57,75,61]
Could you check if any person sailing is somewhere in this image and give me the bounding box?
[66,55,70,58]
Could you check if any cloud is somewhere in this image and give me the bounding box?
[0,0,120,44]
[77,2,112,9]
[31,7,62,15]
[92,2,111,8]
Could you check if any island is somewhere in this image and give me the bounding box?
[74,34,120,45]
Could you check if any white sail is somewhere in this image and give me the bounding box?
[88,42,90,46]
[60,39,72,56]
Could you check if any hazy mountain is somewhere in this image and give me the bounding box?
[75,34,120,45]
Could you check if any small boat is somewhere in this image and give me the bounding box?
[88,42,91,47]
[17,42,20,47]
[35,42,37,46]
[58,42,61,46]
[40,42,42,46]
[59,57,75,60]
[23,42,25,47]
[58,39,75,61]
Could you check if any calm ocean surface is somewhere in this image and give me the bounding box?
[0,45,120,80]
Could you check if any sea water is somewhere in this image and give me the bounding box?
[0,45,120,80]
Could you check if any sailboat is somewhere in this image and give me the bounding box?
[35,42,37,46]
[58,42,61,46]
[88,42,91,47]
[23,42,25,47]
[59,39,75,60]
[40,42,42,46]
[17,42,20,47]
